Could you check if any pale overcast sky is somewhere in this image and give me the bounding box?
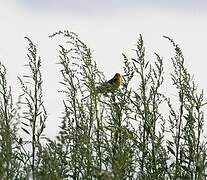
[0,0,207,138]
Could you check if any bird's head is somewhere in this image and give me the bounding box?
[114,73,121,78]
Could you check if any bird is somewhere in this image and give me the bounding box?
[96,73,122,94]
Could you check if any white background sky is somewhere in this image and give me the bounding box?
[0,0,207,138]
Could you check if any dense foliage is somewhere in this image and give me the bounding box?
[0,31,206,179]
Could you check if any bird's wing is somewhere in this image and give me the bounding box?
[96,81,114,94]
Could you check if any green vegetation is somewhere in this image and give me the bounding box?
[0,31,206,179]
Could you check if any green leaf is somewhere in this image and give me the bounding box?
[22,127,30,135]
[167,145,175,156]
